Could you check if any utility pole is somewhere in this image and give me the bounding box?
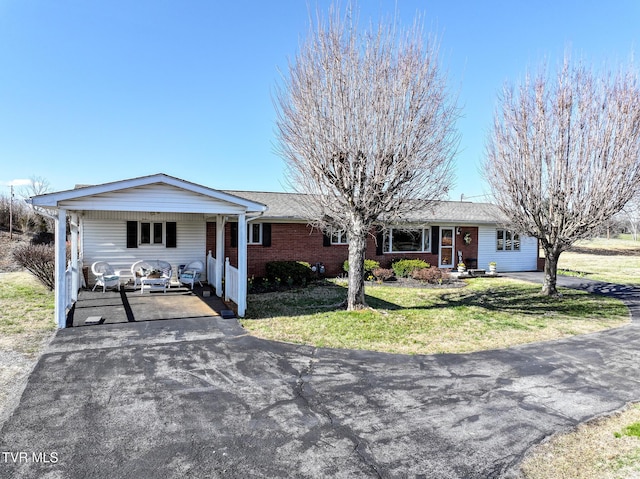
[9,184,13,240]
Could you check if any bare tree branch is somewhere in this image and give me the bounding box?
[485,56,640,295]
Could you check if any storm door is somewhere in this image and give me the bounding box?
[439,228,454,268]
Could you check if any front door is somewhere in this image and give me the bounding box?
[439,228,454,268]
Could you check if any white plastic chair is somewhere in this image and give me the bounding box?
[179,260,204,290]
[91,261,121,292]
[131,260,145,289]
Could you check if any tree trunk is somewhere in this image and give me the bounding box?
[346,226,368,310]
[541,249,560,296]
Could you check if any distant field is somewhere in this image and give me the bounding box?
[558,237,640,286]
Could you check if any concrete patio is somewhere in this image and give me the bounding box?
[67,283,233,327]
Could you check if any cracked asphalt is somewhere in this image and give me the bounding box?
[2,273,640,478]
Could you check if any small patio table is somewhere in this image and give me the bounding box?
[140,276,170,294]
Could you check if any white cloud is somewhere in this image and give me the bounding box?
[0,178,31,186]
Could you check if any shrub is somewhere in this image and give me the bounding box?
[12,243,56,290]
[412,267,451,284]
[265,261,313,286]
[392,259,430,278]
[30,231,55,245]
[343,259,380,276]
[372,267,394,282]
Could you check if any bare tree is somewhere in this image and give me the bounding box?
[485,57,640,295]
[18,176,52,198]
[618,195,640,241]
[275,6,459,309]
[19,176,53,233]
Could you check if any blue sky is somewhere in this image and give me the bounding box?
[0,1,638,202]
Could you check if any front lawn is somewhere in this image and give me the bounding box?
[0,272,56,429]
[242,277,629,355]
[0,272,55,354]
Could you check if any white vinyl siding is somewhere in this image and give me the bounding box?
[477,226,538,272]
[82,213,206,285]
[60,183,248,214]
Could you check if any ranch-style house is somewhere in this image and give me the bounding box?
[30,173,539,328]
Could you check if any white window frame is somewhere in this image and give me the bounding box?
[496,229,520,251]
[383,227,430,253]
[330,228,348,245]
[247,222,263,245]
[140,221,164,246]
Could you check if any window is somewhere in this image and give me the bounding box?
[140,222,163,245]
[247,223,262,244]
[330,229,348,245]
[127,221,176,248]
[496,229,520,251]
[383,228,430,253]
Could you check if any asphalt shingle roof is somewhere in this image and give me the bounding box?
[226,190,505,225]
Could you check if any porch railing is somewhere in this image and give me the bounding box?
[64,264,73,309]
[224,257,239,305]
[207,251,217,287]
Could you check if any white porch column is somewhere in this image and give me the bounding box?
[237,212,247,317]
[54,208,67,328]
[215,215,225,297]
[70,213,79,302]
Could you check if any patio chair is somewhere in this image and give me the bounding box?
[91,261,121,293]
[179,260,204,290]
[131,260,145,289]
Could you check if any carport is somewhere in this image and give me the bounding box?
[29,173,268,328]
[67,283,232,327]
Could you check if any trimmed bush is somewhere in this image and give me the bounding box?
[412,267,452,284]
[392,259,430,278]
[265,261,313,286]
[372,267,394,282]
[343,259,381,280]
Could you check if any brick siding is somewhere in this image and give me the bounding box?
[206,222,480,278]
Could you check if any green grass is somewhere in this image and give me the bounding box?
[616,422,640,439]
[0,272,55,354]
[557,237,640,286]
[242,277,629,355]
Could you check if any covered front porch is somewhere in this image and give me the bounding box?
[67,283,234,327]
[30,174,268,328]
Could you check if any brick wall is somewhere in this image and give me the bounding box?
[206,222,480,278]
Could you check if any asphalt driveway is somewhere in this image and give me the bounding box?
[2,273,640,478]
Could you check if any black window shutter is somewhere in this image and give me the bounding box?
[376,230,384,255]
[322,232,331,247]
[166,222,177,248]
[431,226,440,255]
[230,222,238,248]
[262,223,272,247]
[126,221,138,248]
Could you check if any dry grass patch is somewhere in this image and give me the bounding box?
[0,272,56,354]
[242,277,629,355]
[521,404,640,479]
[558,238,640,286]
[0,272,55,428]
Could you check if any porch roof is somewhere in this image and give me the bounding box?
[31,173,268,215]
